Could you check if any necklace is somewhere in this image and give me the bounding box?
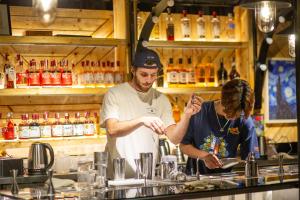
[214,102,230,132]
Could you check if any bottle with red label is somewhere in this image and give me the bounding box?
[3,112,14,140]
[52,113,63,137]
[50,60,61,86]
[4,54,16,88]
[40,112,52,138]
[41,60,52,86]
[16,55,28,88]
[79,61,85,86]
[83,112,95,136]
[61,60,72,86]
[29,59,41,86]
[19,114,30,139]
[114,61,123,84]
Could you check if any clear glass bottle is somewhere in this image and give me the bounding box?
[51,60,61,86]
[61,60,72,86]
[63,113,73,137]
[166,7,174,41]
[226,13,235,40]
[211,11,220,39]
[181,10,191,40]
[229,57,240,80]
[16,55,28,88]
[4,54,16,88]
[114,61,123,84]
[19,114,30,139]
[52,113,63,137]
[217,58,228,86]
[73,112,84,136]
[83,112,95,136]
[41,60,52,86]
[40,112,52,138]
[29,114,40,138]
[196,11,206,40]
[178,58,187,85]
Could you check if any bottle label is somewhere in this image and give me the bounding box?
[7,66,15,82]
[41,125,52,137]
[19,126,30,139]
[95,72,104,84]
[181,21,191,38]
[187,71,195,83]
[228,23,235,30]
[197,22,205,38]
[29,72,40,86]
[168,71,179,83]
[114,72,123,84]
[74,124,84,136]
[62,72,72,85]
[104,73,114,84]
[84,123,95,136]
[29,126,40,138]
[179,71,187,84]
[16,72,28,86]
[213,23,220,38]
[42,72,52,85]
[52,125,63,137]
[51,72,61,85]
[63,124,73,136]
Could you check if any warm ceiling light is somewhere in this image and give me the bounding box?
[33,0,58,25]
[240,0,291,33]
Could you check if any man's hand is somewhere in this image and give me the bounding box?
[140,116,166,135]
[203,153,223,169]
[184,94,203,117]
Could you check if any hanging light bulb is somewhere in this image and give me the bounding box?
[33,0,58,25]
[255,1,276,33]
[240,0,291,33]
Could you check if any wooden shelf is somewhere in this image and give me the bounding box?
[0,87,109,97]
[156,87,221,94]
[0,135,105,143]
[0,36,126,47]
[147,40,247,49]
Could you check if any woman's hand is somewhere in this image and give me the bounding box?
[203,153,223,169]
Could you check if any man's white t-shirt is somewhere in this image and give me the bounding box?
[100,82,175,178]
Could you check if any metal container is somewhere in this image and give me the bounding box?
[140,152,153,179]
[113,158,125,180]
[245,152,258,178]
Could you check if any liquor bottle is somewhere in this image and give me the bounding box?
[166,58,178,87]
[226,13,235,40]
[166,7,174,41]
[152,21,160,40]
[187,57,195,85]
[84,60,91,86]
[79,61,85,86]
[217,58,228,86]
[61,60,72,86]
[19,114,30,139]
[114,61,123,84]
[181,10,191,40]
[196,11,206,40]
[178,58,187,85]
[52,113,63,137]
[197,63,206,86]
[4,54,16,88]
[40,112,52,138]
[104,61,114,87]
[16,56,28,88]
[173,97,181,123]
[63,113,73,137]
[3,112,14,140]
[73,112,84,136]
[211,11,220,39]
[71,61,78,86]
[98,61,106,87]
[41,60,52,86]
[50,60,61,86]
[229,57,240,80]
[207,63,216,86]
[0,59,5,89]
[83,112,95,136]
[29,114,40,138]
[93,112,99,135]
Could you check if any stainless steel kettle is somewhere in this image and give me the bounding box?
[28,142,54,175]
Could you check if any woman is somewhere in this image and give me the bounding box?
[180,79,259,174]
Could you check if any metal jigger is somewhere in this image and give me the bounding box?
[47,169,55,197]
[10,169,19,195]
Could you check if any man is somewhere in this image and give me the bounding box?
[100,48,202,178]
[180,79,259,175]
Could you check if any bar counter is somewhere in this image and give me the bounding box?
[0,167,298,200]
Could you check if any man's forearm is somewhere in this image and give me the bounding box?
[179,143,209,159]
[106,118,143,137]
[166,113,191,144]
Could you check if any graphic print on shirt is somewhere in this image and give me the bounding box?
[199,133,229,158]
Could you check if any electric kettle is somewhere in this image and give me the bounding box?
[28,142,54,175]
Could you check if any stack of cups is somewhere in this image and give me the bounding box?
[94,152,108,187]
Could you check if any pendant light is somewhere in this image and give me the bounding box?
[33,0,58,25]
[240,0,291,33]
